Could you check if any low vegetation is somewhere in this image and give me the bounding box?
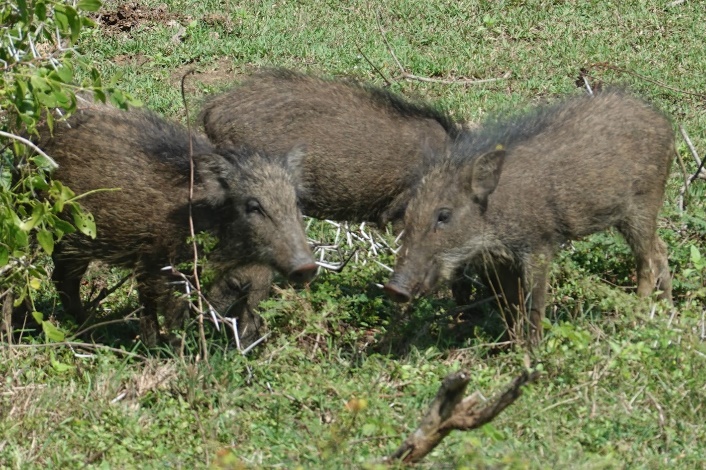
[2,0,705,468]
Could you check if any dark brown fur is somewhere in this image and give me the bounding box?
[41,105,315,345]
[200,68,459,225]
[385,90,674,341]
[199,69,461,339]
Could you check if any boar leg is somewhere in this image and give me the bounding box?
[483,263,523,337]
[525,251,553,343]
[451,265,473,306]
[617,220,673,303]
[51,254,90,325]
[485,253,551,343]
[651,237,673,303]
[136,271,166,348]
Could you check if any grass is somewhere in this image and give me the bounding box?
[3,0,706,468]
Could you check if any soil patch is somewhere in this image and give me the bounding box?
[97,2,184,35]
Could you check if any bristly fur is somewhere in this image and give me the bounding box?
[446,88,668,169]
[200,67,461,140]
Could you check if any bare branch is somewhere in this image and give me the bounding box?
[355,43,392,87]
[679,125,706,181]
[180,68,208,361]
[9,341,148,360]
[386,369,540,464]
[375,11,510,86]
[587,62,706,99]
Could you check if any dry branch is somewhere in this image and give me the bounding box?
[376,12,510,86]
[387,369,540,464]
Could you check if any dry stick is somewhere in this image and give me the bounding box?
[386,369,540,464]
[86,273,133,312]
[70,307,142,339]
[1,288,13,345]
[679,125,706,181]
[675,147,690,213]
[355,43,393,87]
[676,125,704,211]
[9,341,148,360]
[375,11,511,86]
[180,69,208,362]
[587,62,706,100]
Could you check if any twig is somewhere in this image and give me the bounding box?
[587,62,706,99]
[675,145,690,213]
[86,274,133,311]
[9,341,148,360]
[375,11,511,86]
[315,247,359,273]
[180,68,208,362]
[70,307,142,339]
[386,369,540,463]
[0,130,58,169]
[679,125,706,181]
[355,43,392,86]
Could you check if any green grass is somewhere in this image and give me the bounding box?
[3,0,706,468]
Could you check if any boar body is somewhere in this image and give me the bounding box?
[42,106,315,345]
[385,90,674,339]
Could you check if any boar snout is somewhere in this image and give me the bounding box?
[384,278,413,303]
[287,261,318,284]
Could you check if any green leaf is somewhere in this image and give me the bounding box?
[66,6,82,43]
[36,229,55,255]
[50,352,75,373]
[0,246,8,267]
[690,245,702,264]
[44,322,66,342]
[48,215,77,237]
[77,0,102,12]
[19,203,45,231]
[32,311,44,324]
[71,206,97,238]
[34,1,47,21]
[53,64,74,84]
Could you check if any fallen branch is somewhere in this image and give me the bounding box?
[586,63,706,100]
[9,341,148,360]
[376,12,511,86]
[387,369,540,464]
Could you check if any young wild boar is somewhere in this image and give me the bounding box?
[41,105,317,346]
[384,90,674,341]
[200,68,459,225]
[199,68,462,339]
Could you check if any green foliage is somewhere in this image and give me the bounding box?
[0,0,140,318]
[2,0,706,467]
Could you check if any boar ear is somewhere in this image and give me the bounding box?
[283,144,307,184]
[194,152,233,206]
[468,149,506,208]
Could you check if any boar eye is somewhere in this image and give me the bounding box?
[246,198,264,216]
[435,208,452,228]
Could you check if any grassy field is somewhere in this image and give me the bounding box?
[2,0,706,468]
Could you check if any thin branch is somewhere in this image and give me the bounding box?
[679,125,706,181]
[0,130,58,169]
[9,341,148,360]
[375,11,510,86]
[587,62,706,99]
[355,43,392,87]
[85,274,133,311]
[70,307,142,339]
[180,68,208,362]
